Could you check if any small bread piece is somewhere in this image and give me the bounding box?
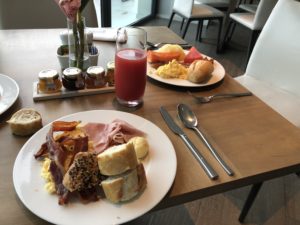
[97,142,138,176]
[129,136,149,159]
[101,163,147,203]
[7,108,42,136]
[187,59,214,83]
[63,152,100,192]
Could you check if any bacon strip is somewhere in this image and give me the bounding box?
[49,160,70,205]
[38,121,90,205]
[34,142,49,159]
[52,121,80,132]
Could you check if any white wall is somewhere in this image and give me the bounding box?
[0,0,98,29]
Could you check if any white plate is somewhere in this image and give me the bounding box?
[0,74,19,115]
[13,110,177,225]
[147,55,225,87]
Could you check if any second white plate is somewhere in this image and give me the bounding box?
[147,55,225,87]
[0,74,19,115]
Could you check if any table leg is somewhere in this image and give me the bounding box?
[238,182,263,223]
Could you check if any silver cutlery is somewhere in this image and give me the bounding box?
[177,103,234,176]
[187,91,253,103]
[160,106,218,180]
[147,41,192,49]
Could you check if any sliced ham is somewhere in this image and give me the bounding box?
[83,119,145,154]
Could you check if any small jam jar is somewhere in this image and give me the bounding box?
[62,67,85,90]
[106,61,115,86]
[85,66,106,89]
[38,69,62,93]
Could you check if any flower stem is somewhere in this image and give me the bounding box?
[72,12,85,69]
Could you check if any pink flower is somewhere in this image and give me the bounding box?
[55,0,81,21]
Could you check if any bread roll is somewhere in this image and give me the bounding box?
[187,59,214,83]
[128,136,149,159]
[63,152,100,192]
[101,163,147,203]
[97,142,138,176]
[7,108,42,136]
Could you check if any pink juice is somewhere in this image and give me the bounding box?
[115,48,147,101]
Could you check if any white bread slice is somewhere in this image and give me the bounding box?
[97,142,138,176]
[7,108,42,136]
[101,163,147,203]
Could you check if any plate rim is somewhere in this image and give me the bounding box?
[0,74,19,115]
[13,110,177,225]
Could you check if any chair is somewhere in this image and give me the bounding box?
[168,0,224,52]
[195,0,230,10]
[238,3,258,13]
[195,0,230,31]
[235,0,300,221]
[224,0,277,64]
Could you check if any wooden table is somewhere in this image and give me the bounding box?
[1,26,300,224]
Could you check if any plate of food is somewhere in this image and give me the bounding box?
[0,74,19,115]
[13,110,177,225]
[147,45,225,87]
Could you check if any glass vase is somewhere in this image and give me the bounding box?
[67,16,90,71]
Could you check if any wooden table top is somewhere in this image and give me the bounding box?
[1,26,300,224]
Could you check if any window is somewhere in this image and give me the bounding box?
[96,0,157,27]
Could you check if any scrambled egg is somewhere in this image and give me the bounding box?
[41,158,56,194]
[156,60,187,79]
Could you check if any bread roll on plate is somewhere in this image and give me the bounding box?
[101,163,147,203]
[187,59,214,83]
[7,108,42,136]
[97,142,138,176]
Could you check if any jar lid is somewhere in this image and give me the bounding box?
[87,66,105,78]
[63,67,82,79]
[107,61,115,70]
[39,69,59,80]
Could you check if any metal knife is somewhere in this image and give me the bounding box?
[160,106,218,180]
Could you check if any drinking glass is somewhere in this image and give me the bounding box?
[115,27,147,107]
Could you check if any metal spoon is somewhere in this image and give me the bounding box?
[177,103,234,176]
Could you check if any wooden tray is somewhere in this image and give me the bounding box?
[33,82,115,101]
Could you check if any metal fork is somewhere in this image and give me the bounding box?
[187,91,253,103]
[147,41,192,49]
